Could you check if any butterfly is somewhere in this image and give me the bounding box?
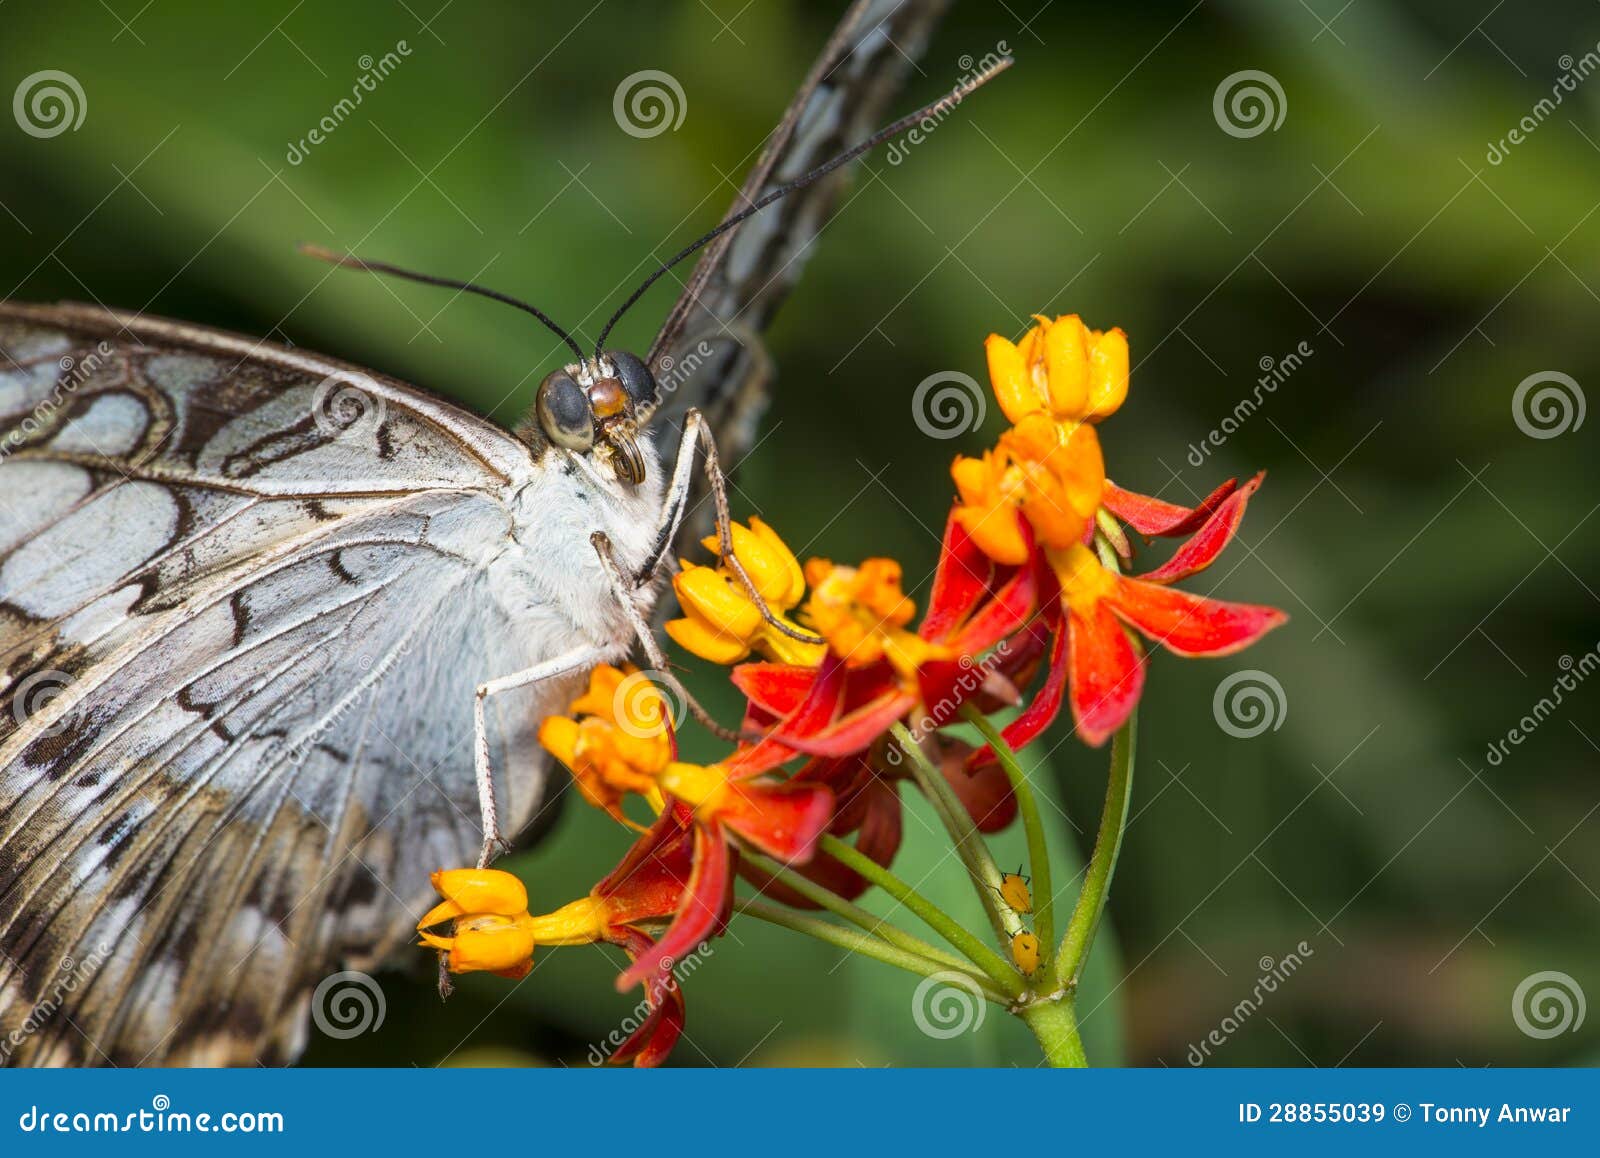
[0,0,979,1066]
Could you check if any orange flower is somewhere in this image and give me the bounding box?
[537,665,670,827]
[801,557,945,681]
[666,517,823,666]
[986,314,1128,427]
[416,868,538,979]
[952,415,1105,562]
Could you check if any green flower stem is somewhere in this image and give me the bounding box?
[1054,710,1137,991]
[819,833,1023,997]
[1020,995,1088,1068]
[738,846,974,973]
[736,898,1009,1003]
[963,707,1056,964]
[888,722,1018,947]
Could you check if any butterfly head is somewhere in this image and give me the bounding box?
[535,350,659,485]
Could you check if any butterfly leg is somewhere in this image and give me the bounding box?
[474,646,604,868]
[638,408,823,649]
[591,530,746,745]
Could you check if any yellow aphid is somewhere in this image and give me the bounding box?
[1010,931,1041,975]
[997,869,1033,914]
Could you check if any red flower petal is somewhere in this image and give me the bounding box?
[595,807,695,922]
[1068,599,1146,747]
[772,689,917,759]
[740,777,903,907]
[607,929,685,1068]
[949,553,1041,654]
[1102,477,1238,537]
[1138,473,1264,584]
[941,740,1017,832]
[967,603,1069,770]
[618,824,732,992]
[732,662,820,717]
[717,778,835,863]
[1106,573,1288,657]
[923,508,997,639]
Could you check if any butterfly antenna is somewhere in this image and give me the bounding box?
[299,244,587,362]
[594,54,1014,359]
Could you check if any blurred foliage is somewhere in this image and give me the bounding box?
[3,0,1597,1066]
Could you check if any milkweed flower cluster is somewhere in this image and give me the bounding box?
[418,314,1285,1065]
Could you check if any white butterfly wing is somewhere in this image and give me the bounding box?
[0,304,576,1065]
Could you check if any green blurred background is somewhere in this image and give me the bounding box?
[3,0,1597,1067]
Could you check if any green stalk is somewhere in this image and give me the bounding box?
[963,707,1056,963]
[738,845,974,973]
[888,722,1018,947]
[820,833,1022,996]
[1054,711,1136,991]
[1020,995,1088,1067]
[736,898,1008,1003]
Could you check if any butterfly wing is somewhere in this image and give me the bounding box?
[0,303,573,1065]
[648,0,951,473]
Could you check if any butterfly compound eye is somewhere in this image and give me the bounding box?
[536,370,595,452]
[607,350,659,417]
